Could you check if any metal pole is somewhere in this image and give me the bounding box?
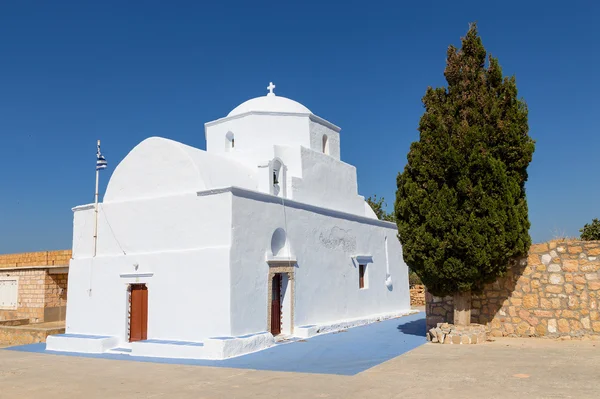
[93,139,100,257]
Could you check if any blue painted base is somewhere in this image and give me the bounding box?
[3,312,427,376]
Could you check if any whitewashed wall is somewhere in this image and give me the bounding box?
[228,190,410,337]
[66,192,234,344]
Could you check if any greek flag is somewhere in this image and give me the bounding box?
[96,142,107,170]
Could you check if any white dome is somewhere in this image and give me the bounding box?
[228,95,311,117]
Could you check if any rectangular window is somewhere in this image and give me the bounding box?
[0,278,18,309]
[359,264,367,289]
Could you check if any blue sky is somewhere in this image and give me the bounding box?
[0,1,598,253]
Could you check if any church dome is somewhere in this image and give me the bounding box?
[227,82,311,117]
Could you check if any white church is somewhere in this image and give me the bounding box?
[47,83,412,359]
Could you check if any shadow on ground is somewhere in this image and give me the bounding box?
[397,318,426,337]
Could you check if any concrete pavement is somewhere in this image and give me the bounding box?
[1,337,598,398]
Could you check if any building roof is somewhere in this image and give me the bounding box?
[104,137,257,202]
[227,82,311,117]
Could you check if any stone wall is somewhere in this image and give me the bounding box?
[426,240,600,339]
[0,269,48,322]
[0,324,65,345]
[0,250,70,323]
[410,284,425,306]
[0,250,71,268]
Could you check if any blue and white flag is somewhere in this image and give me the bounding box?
[96,142,107,170]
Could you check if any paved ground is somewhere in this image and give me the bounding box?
[1,337,598,398]
[4,312,426,376]
[1,312,599,398]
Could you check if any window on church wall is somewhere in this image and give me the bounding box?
[225,131,235,152]
[322,134,329,155]
[359,264,367,289]
[270,158,285,197]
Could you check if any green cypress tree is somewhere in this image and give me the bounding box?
[395,23,535,324]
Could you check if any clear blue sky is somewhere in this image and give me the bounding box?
[0,1,598,253]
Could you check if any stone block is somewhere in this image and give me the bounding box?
[565,284,574,294]
[568,246,582,254]
[589,281,600,291]
[558,319,570,333]
[563,260,579,272]
[527,253,542,267]
[533,310,554,318]
[568,296,580,309]
[593,322,600,333]
[580,263,600,273]
[541,298,552,309]
[549,298,562,308]
[561,310,578,319]
[548,319,557,333]
[432,307,448,316]
[523,294,538,308]
[541,254,552,265]
[516,322,530,336]
[549,274,564,285]
[530,243,549,253]
[452,335,461,344]
[573,275,586,285]
[546,285,564,294]
[588,248,600,256]
[504,323,515,334]
[461,335,470,344]
[582,317,591,329]
[570,319,583,331]
[535,324,546,336]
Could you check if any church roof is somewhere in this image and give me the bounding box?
[227,82,311,117]
[104,137,257,202]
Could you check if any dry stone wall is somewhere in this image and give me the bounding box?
[410,284,425,306]
[426,240,600,339]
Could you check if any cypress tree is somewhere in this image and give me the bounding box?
[395,23,535,324]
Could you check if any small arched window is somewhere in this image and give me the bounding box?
[225,131,235,152]
[270,158,286,197]
[322,134,329,154]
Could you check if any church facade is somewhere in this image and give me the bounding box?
[47,83,412,359]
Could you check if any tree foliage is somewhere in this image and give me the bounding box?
[394,23,535,297]
[366,195,396,222]
[580,218,600,241]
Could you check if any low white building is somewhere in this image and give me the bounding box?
[47,83,411,359]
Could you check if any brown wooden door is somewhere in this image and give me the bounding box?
[271,274,281,336]
[129,284,148,342]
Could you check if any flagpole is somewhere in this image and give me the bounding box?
[93,139,100,257]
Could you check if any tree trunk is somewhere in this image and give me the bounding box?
[453,291,471,326]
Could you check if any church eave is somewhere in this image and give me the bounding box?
[204,112,341,132]
[196,186,397,229]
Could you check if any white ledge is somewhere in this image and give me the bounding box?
[266,255,297,265]
[196,186,397,229]
[72,204,95,212]
[204,112,341,132]
[119,272,154,278]
[352,255,374,264]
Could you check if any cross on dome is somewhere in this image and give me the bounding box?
[267,82,276,97]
